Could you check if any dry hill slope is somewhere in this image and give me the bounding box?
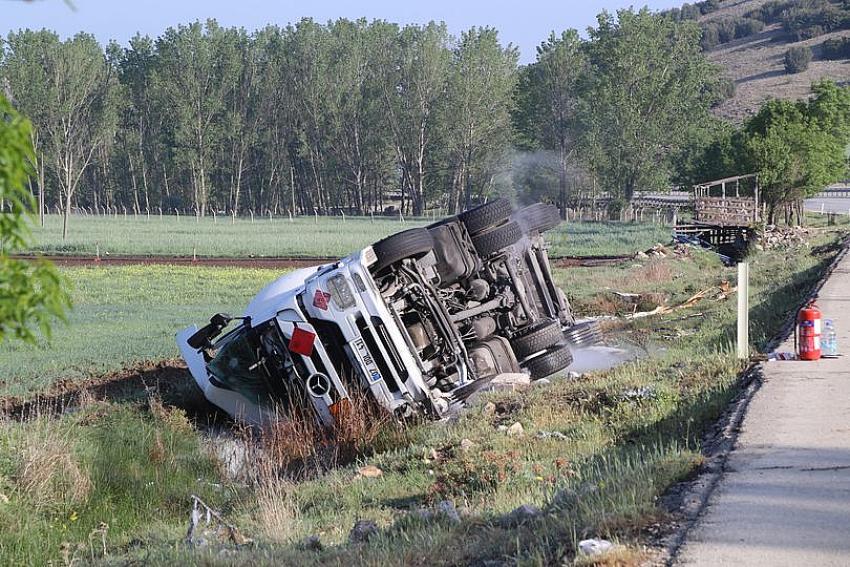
[698,0,850,121]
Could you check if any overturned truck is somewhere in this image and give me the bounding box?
[177,200,577,426]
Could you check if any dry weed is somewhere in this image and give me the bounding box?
[15,419,91,511]
[253,476,302,543]
[239,386,406,482]
[148,430,167,464]
[147,395,193,433]
[637,260,672,284]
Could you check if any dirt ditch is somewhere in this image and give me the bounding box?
[0,359,227,426]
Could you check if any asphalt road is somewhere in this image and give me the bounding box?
[678,250,850,566]
[805,196,850,215]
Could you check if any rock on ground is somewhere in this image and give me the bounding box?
[349,520,379,544]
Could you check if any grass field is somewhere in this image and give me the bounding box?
[0,226,844,565]
[0,265,280,398]
[26,213,672,258]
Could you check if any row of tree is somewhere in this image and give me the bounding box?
[5,8,845,237]
[1,18,520,238]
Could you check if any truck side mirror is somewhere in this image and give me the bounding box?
[187,313,235,349]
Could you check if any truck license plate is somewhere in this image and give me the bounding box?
[352,337,383,384]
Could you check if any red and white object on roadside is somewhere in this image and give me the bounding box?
[797,299,822,361]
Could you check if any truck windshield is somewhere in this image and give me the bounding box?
[207,322,305,407]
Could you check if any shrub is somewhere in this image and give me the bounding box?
[736,17,766,38]
[701,24,722,50]
[681,3,702,20]
[785,45,813,73]
[717,77,737,100]
[716,17,738,42]
[821,37,850,60]
[700,0,722,15]
[794,25,827,40]
[747,0,788,23]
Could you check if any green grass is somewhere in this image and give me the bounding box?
[0,404,226,566]
[1,228,843,565]
[26,214,672,258]
[0,265,280,398]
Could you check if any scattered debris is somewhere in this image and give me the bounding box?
[414,500,462,525]
[627,283,737,319]
[760,225,811,250]
[500,504,542,527]
[619,386,658,402]
[299,535,323,551]
[568,371,582,380]
[349,519,379,544]
[422,448,440,463]
[186,495,251,548]
[488,373,531,392]
[357,465,384,479]
[766,352,798,361]
[459,438,477,452]
[483,401,497,415]
[536,430,568,440]
[507,422,525,437]
[578,538,615,556]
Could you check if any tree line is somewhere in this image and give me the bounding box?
[1,18,520,237]
[2,8,846,238]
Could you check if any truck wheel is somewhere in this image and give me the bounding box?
[525,343,573,379]
[519,203,562,234]
[471,221,522,257]
[511,319,564,360]
[372,228,434,272]
[460,198,513,236]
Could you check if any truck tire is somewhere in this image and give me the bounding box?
[459,199,513,236]
[372,228,434,272]
[471,221,522,257]
[511,319,564,360]
[525,343,573,379]
[519,203,561,234]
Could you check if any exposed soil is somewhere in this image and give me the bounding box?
[0,359,229,427]
[10,253,631,269]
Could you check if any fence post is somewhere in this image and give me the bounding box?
[737,261,750,360]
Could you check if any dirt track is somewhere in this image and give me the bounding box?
[10,253,631,268]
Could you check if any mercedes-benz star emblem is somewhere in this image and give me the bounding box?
[307,373,331,398]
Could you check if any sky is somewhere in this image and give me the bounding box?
[2,0,683,63]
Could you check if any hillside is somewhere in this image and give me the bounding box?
[695,0,850,121]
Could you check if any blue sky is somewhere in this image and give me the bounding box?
[2,0,683,63]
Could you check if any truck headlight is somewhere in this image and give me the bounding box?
[327,274,356,309]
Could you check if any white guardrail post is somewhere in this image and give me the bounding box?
[738,261,750,360]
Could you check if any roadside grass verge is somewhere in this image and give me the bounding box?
[0,227,842,565]
[27,214,671,258]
